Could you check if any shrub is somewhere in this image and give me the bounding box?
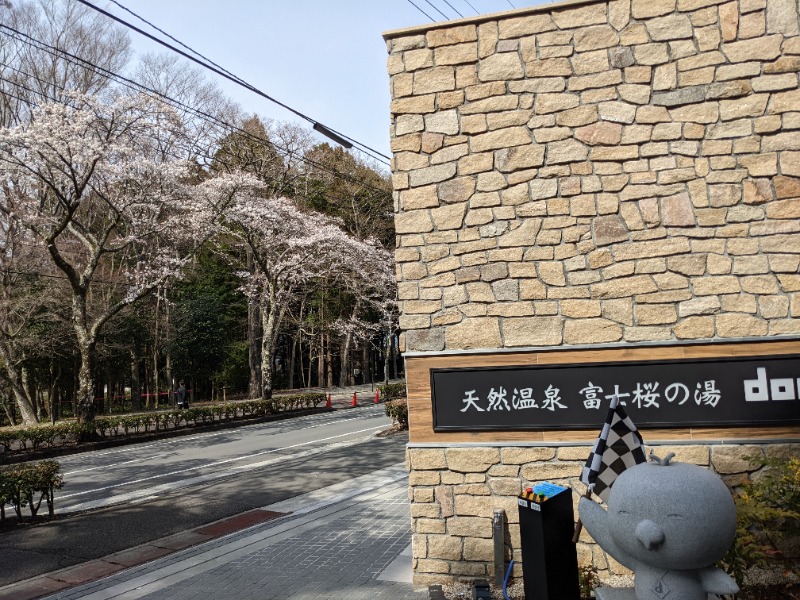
[384,399,409,429]
[379,382,406,402]
[720,456,800,591]
[0,391,328,455]
[0,460,63,523]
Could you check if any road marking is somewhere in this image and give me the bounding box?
[61,408,383,474]
[58,426,385,512]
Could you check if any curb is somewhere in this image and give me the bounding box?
[0,509,289,600]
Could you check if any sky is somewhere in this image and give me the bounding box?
[103,0,544,167]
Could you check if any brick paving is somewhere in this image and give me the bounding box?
[38,472,426,600]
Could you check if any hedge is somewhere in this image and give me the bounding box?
[378,382,406,402]
[384,399,409,429]
[0,460,63,523]
[0,392,326,456]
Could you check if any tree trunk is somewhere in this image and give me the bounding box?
[326,333,333,388]
[289,333,297,390]
[75,343,96,424]
[9,378,37,425]
[383,332,391,384]
[130,350,141,411]
[247,251,262,399]
[260,298,277,401]
[338,300,361,387]
[0,345,38,425]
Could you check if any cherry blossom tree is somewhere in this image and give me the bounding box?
[215,181,393,400]
[0,93,221,424]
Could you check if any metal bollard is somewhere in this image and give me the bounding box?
[493,509,506,588]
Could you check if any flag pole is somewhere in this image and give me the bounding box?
[572,486,593,543]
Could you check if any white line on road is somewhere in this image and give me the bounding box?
[58,425,385,512]
[61,410,380,475]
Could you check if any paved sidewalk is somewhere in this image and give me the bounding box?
[35,465,426,600]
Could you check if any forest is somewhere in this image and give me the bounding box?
[0,0,399,427]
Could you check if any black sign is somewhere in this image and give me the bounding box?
[430,355,800,431]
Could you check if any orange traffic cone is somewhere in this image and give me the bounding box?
[351,392,358,407]
[374,390,380,404]
[326,393,332,409]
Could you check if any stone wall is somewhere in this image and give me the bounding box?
[407,441,800,584]
[385,0,800,354]
[384,0,800,587]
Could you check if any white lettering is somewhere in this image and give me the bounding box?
[744,368,798,402]
[770,378,796,401]
[744,368,769,402]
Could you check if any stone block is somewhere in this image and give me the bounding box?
[498,13,556,38]
[632,0,676,19]
[599,101,637,123]
[547,139,589,164]
[556,105,600,127]
[447,447,500,473]
[445,317,501,349]
[471,127,531,153]
[647,13,694,40]
[502,316,563,346]
[592,275,660,298]
[652,86,706,107]
[410,449,448,471]
[448,516,492,539]
[712,445,764,474]
[574,25,620,51]
[461,95,519,115]
[521,461,583,481]
[767,0,800,35]
[575,121,624,146]
[454,494,494,518]
[564,318,624,343]
[427,534,463,561]
[673,315,715,338]
[722,34,783,62]
[427,25,478,47]
[593,214,630,246]
[717,313,769,337]
[527,57,573,78]
[479,52,524,82]
[496,145,545,172]
[414,66,456,95]
[636,304,678,325]
[610,46,635,69]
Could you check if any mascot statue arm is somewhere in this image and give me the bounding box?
[578,496,639,572]
[698,566,739,596]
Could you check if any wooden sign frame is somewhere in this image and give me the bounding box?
[405,339,800,444]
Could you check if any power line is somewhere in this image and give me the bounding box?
[506,0,516,8]
[74,0,391,165]
[424,0,451,20]
[0,24,389,196]
[461,0,480,15]
[405,0,435,21]
[441,0,465,18]
[107,0,248,90]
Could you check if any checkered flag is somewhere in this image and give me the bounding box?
[580,395,646,503]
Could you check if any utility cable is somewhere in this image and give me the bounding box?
[405,0,435,22]
[106,0,249,90]
[441,0,464,18]
[461,0,480,15]
[0,25,389,196]
[424,0,451,20]
[74,0,391,165]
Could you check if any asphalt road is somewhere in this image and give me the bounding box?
[0,404,407,587]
